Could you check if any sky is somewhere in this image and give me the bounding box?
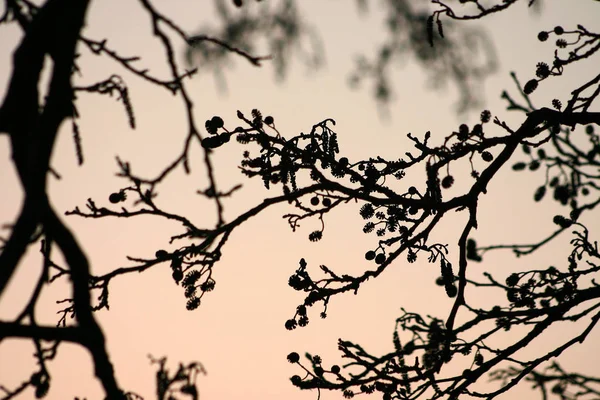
[1,1,600,399]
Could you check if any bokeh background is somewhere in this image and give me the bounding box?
[1,1,599,399]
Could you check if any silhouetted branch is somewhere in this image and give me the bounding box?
[3,1,600,399]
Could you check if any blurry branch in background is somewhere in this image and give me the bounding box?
[186,0,498,115]
[492,361,600,400]
[348,0,498,114]
[149,355,207,400]
[185,0,324,89]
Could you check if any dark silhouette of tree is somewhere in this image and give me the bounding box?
[1,0,600,399]
[0,0,250,398]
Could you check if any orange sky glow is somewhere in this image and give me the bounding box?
[1,1,599,399]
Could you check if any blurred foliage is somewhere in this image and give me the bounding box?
[188,0,499,114]
[186,0,324,89]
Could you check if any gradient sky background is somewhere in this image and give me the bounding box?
[1,1,600,399]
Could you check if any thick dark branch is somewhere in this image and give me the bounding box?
[0,0,124,397]
[0,322,82,343]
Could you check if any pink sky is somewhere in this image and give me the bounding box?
[1,1,600,399]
